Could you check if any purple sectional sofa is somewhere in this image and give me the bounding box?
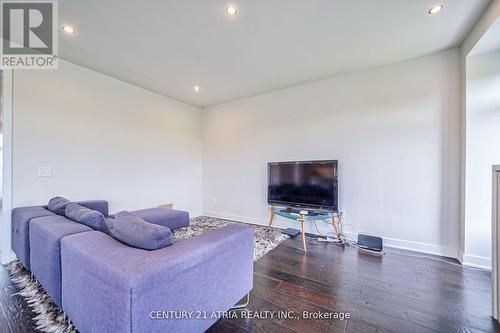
[11,200,254,333]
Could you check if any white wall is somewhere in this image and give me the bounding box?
[460,0,500,268]
[202,49,461,257]
[1,69,13,264]
[12,60,203,216]
[464,50,500,267]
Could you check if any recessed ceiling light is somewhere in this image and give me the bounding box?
[428,4,444,15]
[194,85,200,92]
[62,25,76,34]
[226,6,237,16]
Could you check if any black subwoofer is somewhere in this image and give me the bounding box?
[358,234,383,252]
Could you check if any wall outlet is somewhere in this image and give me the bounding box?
[37,166,52,177]
[159,203,173,209]
[212,197,217,204]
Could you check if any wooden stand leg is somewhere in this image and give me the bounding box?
[332,215,341,237]
[300,216,307,252]
[268,206,275,227]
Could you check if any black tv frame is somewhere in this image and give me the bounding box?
[267,159,338,212]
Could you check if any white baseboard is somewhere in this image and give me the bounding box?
[457,249,491,270]
[461,253,491,270]
[203,211,463,261]
[382,237,458,258]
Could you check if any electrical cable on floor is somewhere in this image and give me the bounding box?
[312,220,333,237]
[308,219,343,246]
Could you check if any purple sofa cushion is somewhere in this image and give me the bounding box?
[127,207,189,231]
[65,203,110,234]
[111,211,172,250]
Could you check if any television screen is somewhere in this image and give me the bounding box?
[267,160,338,211]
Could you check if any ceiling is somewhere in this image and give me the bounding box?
[59,0,490,108]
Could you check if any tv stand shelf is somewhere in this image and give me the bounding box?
[268,206,340,252]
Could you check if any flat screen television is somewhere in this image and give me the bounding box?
[267,160,338,211]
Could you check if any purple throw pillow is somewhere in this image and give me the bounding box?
[111,211,172,250]
[65,203,110,234]
[48,197,71,215]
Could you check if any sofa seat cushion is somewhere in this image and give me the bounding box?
[29,215,93,307]
[11,206,55,269]
[127,208,189,231]
[111,211,172,250]
[65,203,110,234]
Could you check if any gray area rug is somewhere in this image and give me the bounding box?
[4,217,288,333]
[175,216,289,261]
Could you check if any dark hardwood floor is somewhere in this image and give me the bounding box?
[0,235,498,332]
[208,236,500,333]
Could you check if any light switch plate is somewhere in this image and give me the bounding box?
[38,166,52,177]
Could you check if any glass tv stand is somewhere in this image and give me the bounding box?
[268,206,341,252]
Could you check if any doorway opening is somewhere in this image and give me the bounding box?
[464,17,500,270]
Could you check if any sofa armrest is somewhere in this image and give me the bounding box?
[76,200,109,217]
[11,206,55,269]
[60,225,253,333]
